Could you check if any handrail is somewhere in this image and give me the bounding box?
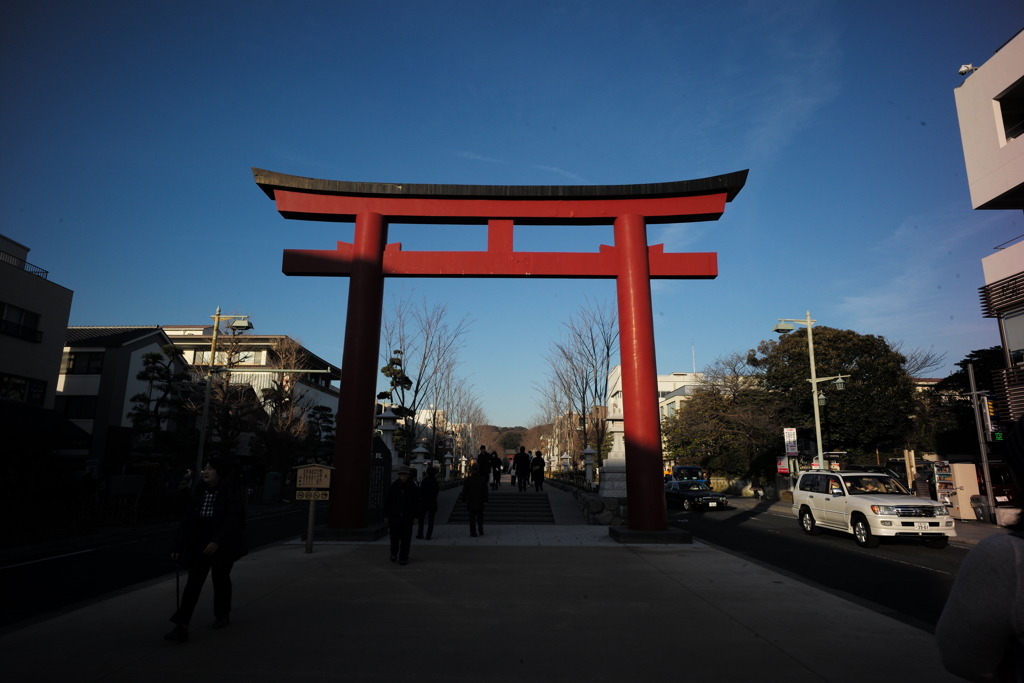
[0,250,49,280]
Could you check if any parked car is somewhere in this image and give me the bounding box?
[792,471,956,549]
[665,481,728,511]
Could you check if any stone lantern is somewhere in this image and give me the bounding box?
[411,444,429,481]
[583,446,596,484]
[377,407,400,477]
[600,412,628,498]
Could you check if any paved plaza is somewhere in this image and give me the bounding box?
[2,484,970,683]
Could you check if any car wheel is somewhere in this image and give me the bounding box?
[852,516,880,548]
[682,499,693,512]
[923,536,949,550]
[799,507,822,535]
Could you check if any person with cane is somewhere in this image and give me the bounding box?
[164,456,247,643]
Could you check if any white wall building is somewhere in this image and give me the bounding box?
[606,365,704,420]
[955,27,1024,421]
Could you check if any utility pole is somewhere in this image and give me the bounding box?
[967,363,997,522]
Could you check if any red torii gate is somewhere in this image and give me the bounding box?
[253,168,748,532]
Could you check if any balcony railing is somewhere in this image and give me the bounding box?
[0,250,48,280]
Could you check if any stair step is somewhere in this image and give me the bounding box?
[447,490,555,525]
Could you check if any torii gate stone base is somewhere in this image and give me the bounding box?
[253,168,747,540]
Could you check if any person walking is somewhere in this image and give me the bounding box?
[514,446,531,492]
[384,466,420,565]
[531,450,546,492]
[461,463,489,536]
[490,451,502,489]
[476,445,491,488]
[416,466,439,540]
[164,456,247,643]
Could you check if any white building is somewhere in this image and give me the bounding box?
[954,27,1024,421]
[606,365,704,421]
[162,325,340,412]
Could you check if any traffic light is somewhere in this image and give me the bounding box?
[984,397,1001,440]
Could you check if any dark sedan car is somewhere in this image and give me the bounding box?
[665,481,728,511]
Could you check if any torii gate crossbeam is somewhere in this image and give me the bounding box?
[253,168,748,532]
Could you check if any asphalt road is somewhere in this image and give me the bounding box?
[0,501,328,631]
[671,498,968,631]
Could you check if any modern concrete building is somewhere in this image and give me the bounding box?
[606,365,704,420]
[0,234,73,411]
[954,27,1024,421]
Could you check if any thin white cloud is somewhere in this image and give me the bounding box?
[835,208,1005,350]
[456,151,504,164]
[654,224,705,251]
[534,165,586,182]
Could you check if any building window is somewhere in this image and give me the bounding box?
[0,300,43,342]
[54,394,98,419]
[997,75,1024,143]
[64,351,105,375]
[0,372,46,406]
[1005,306,1024,366]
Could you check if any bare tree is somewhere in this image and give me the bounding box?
[379,291,472,462]
[184,323,264,458]
[539,299,619,467]
[890,341,947,378]
[257,337,319,472]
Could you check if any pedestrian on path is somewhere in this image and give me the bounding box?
[384,466,420,565]
[531,450,545,492]
[936,417,1024,681]
[476,445,491,488]
[460,463,489,536]
[490,451,502,489]
[417,466,439,540]
[514,446,531,492]
[164,456,247,643]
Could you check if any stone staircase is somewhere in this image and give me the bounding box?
[447,489,555,525]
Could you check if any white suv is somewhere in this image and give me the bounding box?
[792,471,956,549]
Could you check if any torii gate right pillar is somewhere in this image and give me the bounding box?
[615,214,667,531]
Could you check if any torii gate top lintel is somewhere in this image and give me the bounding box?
[252,167,748,225]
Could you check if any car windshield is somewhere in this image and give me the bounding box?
[681,483,709,491]
[842,475,909,495]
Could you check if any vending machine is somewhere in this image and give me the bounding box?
[934,462,981,520]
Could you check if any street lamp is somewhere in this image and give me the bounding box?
[774,311,849,471]
[196,306,253,475]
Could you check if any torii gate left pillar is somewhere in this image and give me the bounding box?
[253,168,748,532]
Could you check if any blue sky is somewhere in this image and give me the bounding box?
[3,1,1022,426]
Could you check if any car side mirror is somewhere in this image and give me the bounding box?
[830,488,844,496]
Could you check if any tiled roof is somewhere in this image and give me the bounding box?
[65,326,164,347]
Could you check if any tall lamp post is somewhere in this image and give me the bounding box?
[196,306,253,475]
[773,311,849,471]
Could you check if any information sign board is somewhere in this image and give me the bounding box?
[296,465,332,489]
[784,428,798,454]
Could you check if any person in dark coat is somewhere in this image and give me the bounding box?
[490,451,502,489]
[416,466,439,540]
[164,456,247,642]
[384,465,420,565]
[476,445,491,487]
[514,446,531,492]
[531,450,546,492]
[460,463,489,536]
